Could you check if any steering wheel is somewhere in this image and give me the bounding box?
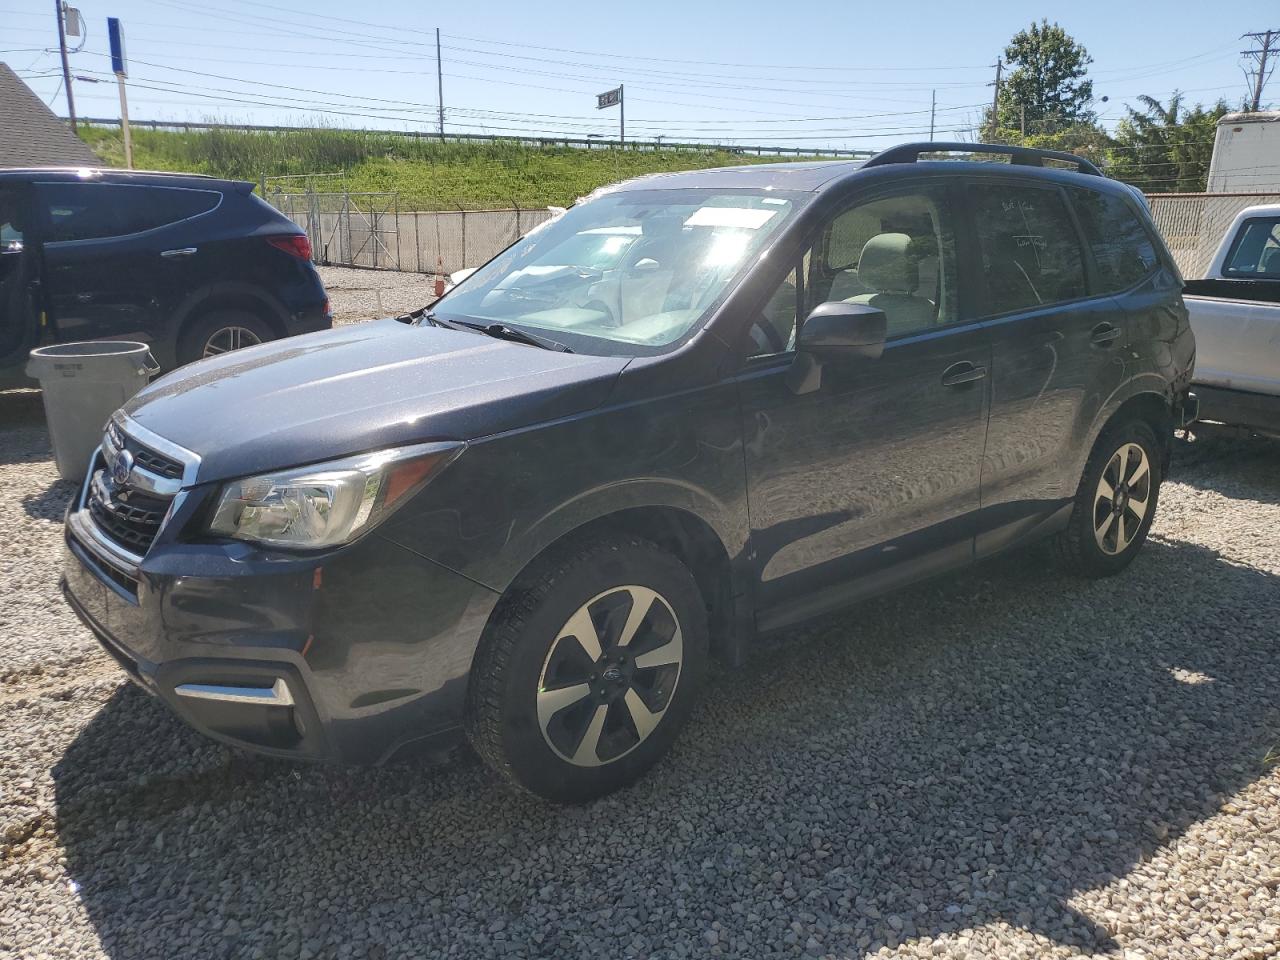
[750,315,787,353]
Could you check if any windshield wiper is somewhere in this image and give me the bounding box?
[453,321,574,353]
[395,307,467,330]
[422,311,468,331]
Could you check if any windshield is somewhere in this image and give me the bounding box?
[434,188,798,356]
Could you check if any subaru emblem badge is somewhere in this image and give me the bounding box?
[112,449,134,486]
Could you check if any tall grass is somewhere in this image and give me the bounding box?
[79,124,830,210]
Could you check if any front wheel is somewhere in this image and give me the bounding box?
[1052,420,1162,577]
[466,535,707,802]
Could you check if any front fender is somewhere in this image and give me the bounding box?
[381,382,751,595]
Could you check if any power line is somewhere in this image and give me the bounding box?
[166,0,995,73]
[64,69,977,142]
[65,45,973,118]
[66,51,985,130]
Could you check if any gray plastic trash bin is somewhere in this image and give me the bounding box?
[26,341,160,482]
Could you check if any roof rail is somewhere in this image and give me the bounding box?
[863,141,1103,177]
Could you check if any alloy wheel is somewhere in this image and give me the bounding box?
[1093,441,1151,556]
[202,325,263,358]
[536,585,684,767]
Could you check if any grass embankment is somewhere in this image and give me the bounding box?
[80,125,817,210]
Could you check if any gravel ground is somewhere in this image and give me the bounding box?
[2,301,1278,958]
[317,266,440,327]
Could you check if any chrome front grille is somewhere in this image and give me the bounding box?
[132,444,183,480]
[79,416,200,562]
[88,471,170,553]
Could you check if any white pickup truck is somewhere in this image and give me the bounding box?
[1184,204,1280,438]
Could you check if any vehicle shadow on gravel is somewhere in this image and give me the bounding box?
[52,536,1280,959]
[1172,433,1280,503]
[22,479,75,520]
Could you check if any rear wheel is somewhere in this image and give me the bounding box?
[1052,420,1162,577]
[466,535,707,802]
[178,309,275,365]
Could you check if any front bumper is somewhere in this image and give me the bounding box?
[62,499,499,764]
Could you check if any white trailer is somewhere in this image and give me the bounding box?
[1206,112,1280,193]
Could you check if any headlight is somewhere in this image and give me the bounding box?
[208,442,464,549]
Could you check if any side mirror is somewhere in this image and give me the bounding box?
[787,302,887,396]
[797,302,887,360]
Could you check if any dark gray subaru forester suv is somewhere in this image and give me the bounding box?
[62,143,1196,802]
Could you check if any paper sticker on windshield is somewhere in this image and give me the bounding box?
[684,207,777,230]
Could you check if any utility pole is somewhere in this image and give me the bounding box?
[1242,29,1278,112]
[435,27,445,139]
[987,58,1002,140]
[619,83,625,146]
[1020,104,1026,139]
[929,89,936,140]
[54,0,76,131]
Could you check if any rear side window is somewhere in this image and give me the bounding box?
[1069,187,1159,291]
[970,183,1087,315]
[0,189,25,249]
[1222,217,1280,279]
[40,183,220,242]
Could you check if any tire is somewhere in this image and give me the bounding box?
[466,534,708,803]
[177,309,276,366]
[1052,419,1162,578]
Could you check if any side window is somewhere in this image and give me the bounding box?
[41,183,219,242]
[748,186,958,356]
[120,186,220,234]
[42,184,119,242]
[970,183,1087,315]
[0,190,25,252]
[749,264,801,356]
[1222,218,1280,279]
[1069,187,1159,292]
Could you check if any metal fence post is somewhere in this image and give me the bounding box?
[308,188,321,264]
[344,194,353,267]
[459,204,467,269]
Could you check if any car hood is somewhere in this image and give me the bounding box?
[123,318,629,483]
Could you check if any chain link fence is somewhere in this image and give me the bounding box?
[1147,192,1280,279]
[270,186,1280,283]
[269,192,402,269]
[265,189,555,275]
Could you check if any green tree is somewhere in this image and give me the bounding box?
[990,20,1096,135]
[1020,125,1113,168]
[1107,94,1234,193]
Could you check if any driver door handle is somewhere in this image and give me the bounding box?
[1091,321,1122,346]
[161,247,197,258]
[940,361,987,387]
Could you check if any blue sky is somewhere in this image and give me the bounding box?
[2,0,1273,151]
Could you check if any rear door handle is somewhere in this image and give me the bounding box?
[160,247,197,258]
[1091,322,1122,346]
[940,361,987,387]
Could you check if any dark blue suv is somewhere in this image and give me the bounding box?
[0,167,330,387]
[60,144,1196,802]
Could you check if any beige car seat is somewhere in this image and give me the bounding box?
[843,233,936,335]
